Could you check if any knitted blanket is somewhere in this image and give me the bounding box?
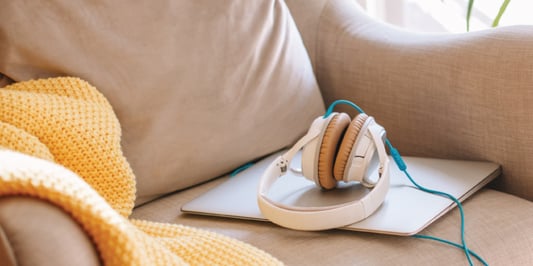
[0,77,281,265]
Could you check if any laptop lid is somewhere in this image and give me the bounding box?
[181,150,500,236]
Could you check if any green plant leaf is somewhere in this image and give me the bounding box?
[492,0,511,27]
[466,0,474,31]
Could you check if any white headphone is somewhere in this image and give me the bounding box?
[257,112,390,231]
[256,100,486,264]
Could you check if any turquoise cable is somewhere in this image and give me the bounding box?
[230,162,254,177]
[325,99,487,265]
[385,140,479,265]
[324,99,365,117]
[413,235,488,266]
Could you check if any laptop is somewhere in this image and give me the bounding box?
[182,150,500,236]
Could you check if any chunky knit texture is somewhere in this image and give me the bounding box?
[0,77,282,265]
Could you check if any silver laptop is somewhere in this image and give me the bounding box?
[182,150,500,236]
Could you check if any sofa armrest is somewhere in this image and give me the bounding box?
[0,197,100,266]
[313,0,533,200]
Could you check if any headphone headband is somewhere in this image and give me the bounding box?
[275,115,332,173]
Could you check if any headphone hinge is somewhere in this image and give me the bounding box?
[277,157,289,174]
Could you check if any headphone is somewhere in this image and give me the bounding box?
[256,100,486,265]
[257,105,390,231]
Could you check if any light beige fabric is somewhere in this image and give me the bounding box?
[0,0,324,204]
[0,197,100,266]
[312,0,533,200]
[132,177,533,265]
[284,0,330,70]
[0,225,16,266]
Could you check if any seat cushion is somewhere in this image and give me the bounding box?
[132,179,533,265]
[0,0,324,204]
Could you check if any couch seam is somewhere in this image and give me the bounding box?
[0,223,18,266]
[313,0,332,81]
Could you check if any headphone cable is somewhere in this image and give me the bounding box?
[387,140,487,266]
[328,99,488,266]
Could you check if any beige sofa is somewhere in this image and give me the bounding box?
[1,0,532,265]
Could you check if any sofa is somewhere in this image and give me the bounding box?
[1,0,532,265]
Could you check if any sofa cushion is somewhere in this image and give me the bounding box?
[132,181,533,265]
[0,0,324,204]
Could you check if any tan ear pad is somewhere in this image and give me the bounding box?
[317,113,351,190]
[333,113,369,181]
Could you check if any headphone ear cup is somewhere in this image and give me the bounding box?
[317,113,351,190]
[333,113,369,181]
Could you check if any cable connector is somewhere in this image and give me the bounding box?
[276,157,289,173]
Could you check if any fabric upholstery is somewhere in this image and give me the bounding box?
[0,0,324,204]
[0,224,16,266]
[0,197,100,266]
[313,0,533,200]
[132,177,533,265]
[284,0,330,70]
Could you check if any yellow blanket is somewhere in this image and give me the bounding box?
[0,77,281,265]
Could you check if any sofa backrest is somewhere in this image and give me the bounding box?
[0,0,325,204]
